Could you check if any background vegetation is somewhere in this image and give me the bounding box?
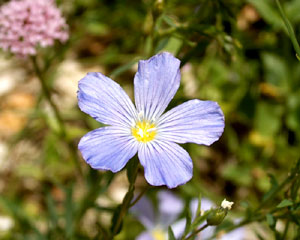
[0,0,300,239]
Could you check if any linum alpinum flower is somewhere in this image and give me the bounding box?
[78,52,225,188]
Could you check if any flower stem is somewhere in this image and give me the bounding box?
[215,159,300,236]
[31,56,83,177]
[129,185,150,207]
[184,223,209,240]
[111,159,139,238]
[31,56,66,137]
[275,0,300,60]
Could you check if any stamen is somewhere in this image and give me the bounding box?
[132,120,157,143]
[147,127,156,133]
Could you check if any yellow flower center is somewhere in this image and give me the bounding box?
[132,120,156,143]
[152,229,166,240]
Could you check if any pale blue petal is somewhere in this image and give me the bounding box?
[157,99,225,145]
[138,141,193,188]
[220,227,245,240]
[190,198,214,220]
[200,198,215,211]
[220,219,245,240]
[134,52,181,121]
[171,219,186,238]
[78,72,137,127]
[191,198,215,239]
[171,199,216,239]
[136,231,154,240]
[158,191,184,226]
[78,127,138,172]
[190,198,199,220]
[131,196,155,229]
[197,225,215,240]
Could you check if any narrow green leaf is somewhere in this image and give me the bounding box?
[110,59,139,78]
[168,226,176,240]
[46,193,59,229]
[247,0,282,28]
[180,40,209,67]
[262,174,278,202]
[162,37,183,55]
[162,15,178,28]
[126,157,139,184]
[295,158,300,172]
[155,37,170,53]
[0,196,43,237]
[255,230,266,240]
[65,186,74,238]
[277,199,293,208]
[196,194,202,217]
[193,210,210,226]
[266,213,275,228]
[291,178,300,201]
[110,180,135,235]
[275,0,300,59]
[183,209,192,237]
[110,205,123,234]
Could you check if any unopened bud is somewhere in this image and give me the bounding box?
[206,208,227,226]
[206,199,234,226]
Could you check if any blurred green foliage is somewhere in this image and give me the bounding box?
[0,0,300,239]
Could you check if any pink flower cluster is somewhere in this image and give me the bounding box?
[0,0,69,56]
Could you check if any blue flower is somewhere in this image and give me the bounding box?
[132,192,246,240]
[131,191,185,240]
[78,52,224,188]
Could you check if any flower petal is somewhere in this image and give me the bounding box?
[78,126,138,172]
[78,72,137,127]
[157,99,224,145]
[131,196,155,229]
[158,191,184,226]
[136,231,154,240]
[138,140,193,188]
[171,219,186,239]
[220,227,245,240]
[197,225,215,240]
[134,52,181,121]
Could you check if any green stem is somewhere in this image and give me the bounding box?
[282,220,290,240]
[74,171,113,235]
[184,224,209,240]
[31,56,83,177]
[31,56,66,137]
[216,160,300,236]
[275,0,300,60]
[111,161,139,238]
[256,172,294,212]
[129,185,150,207]
[68,142,83,178]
